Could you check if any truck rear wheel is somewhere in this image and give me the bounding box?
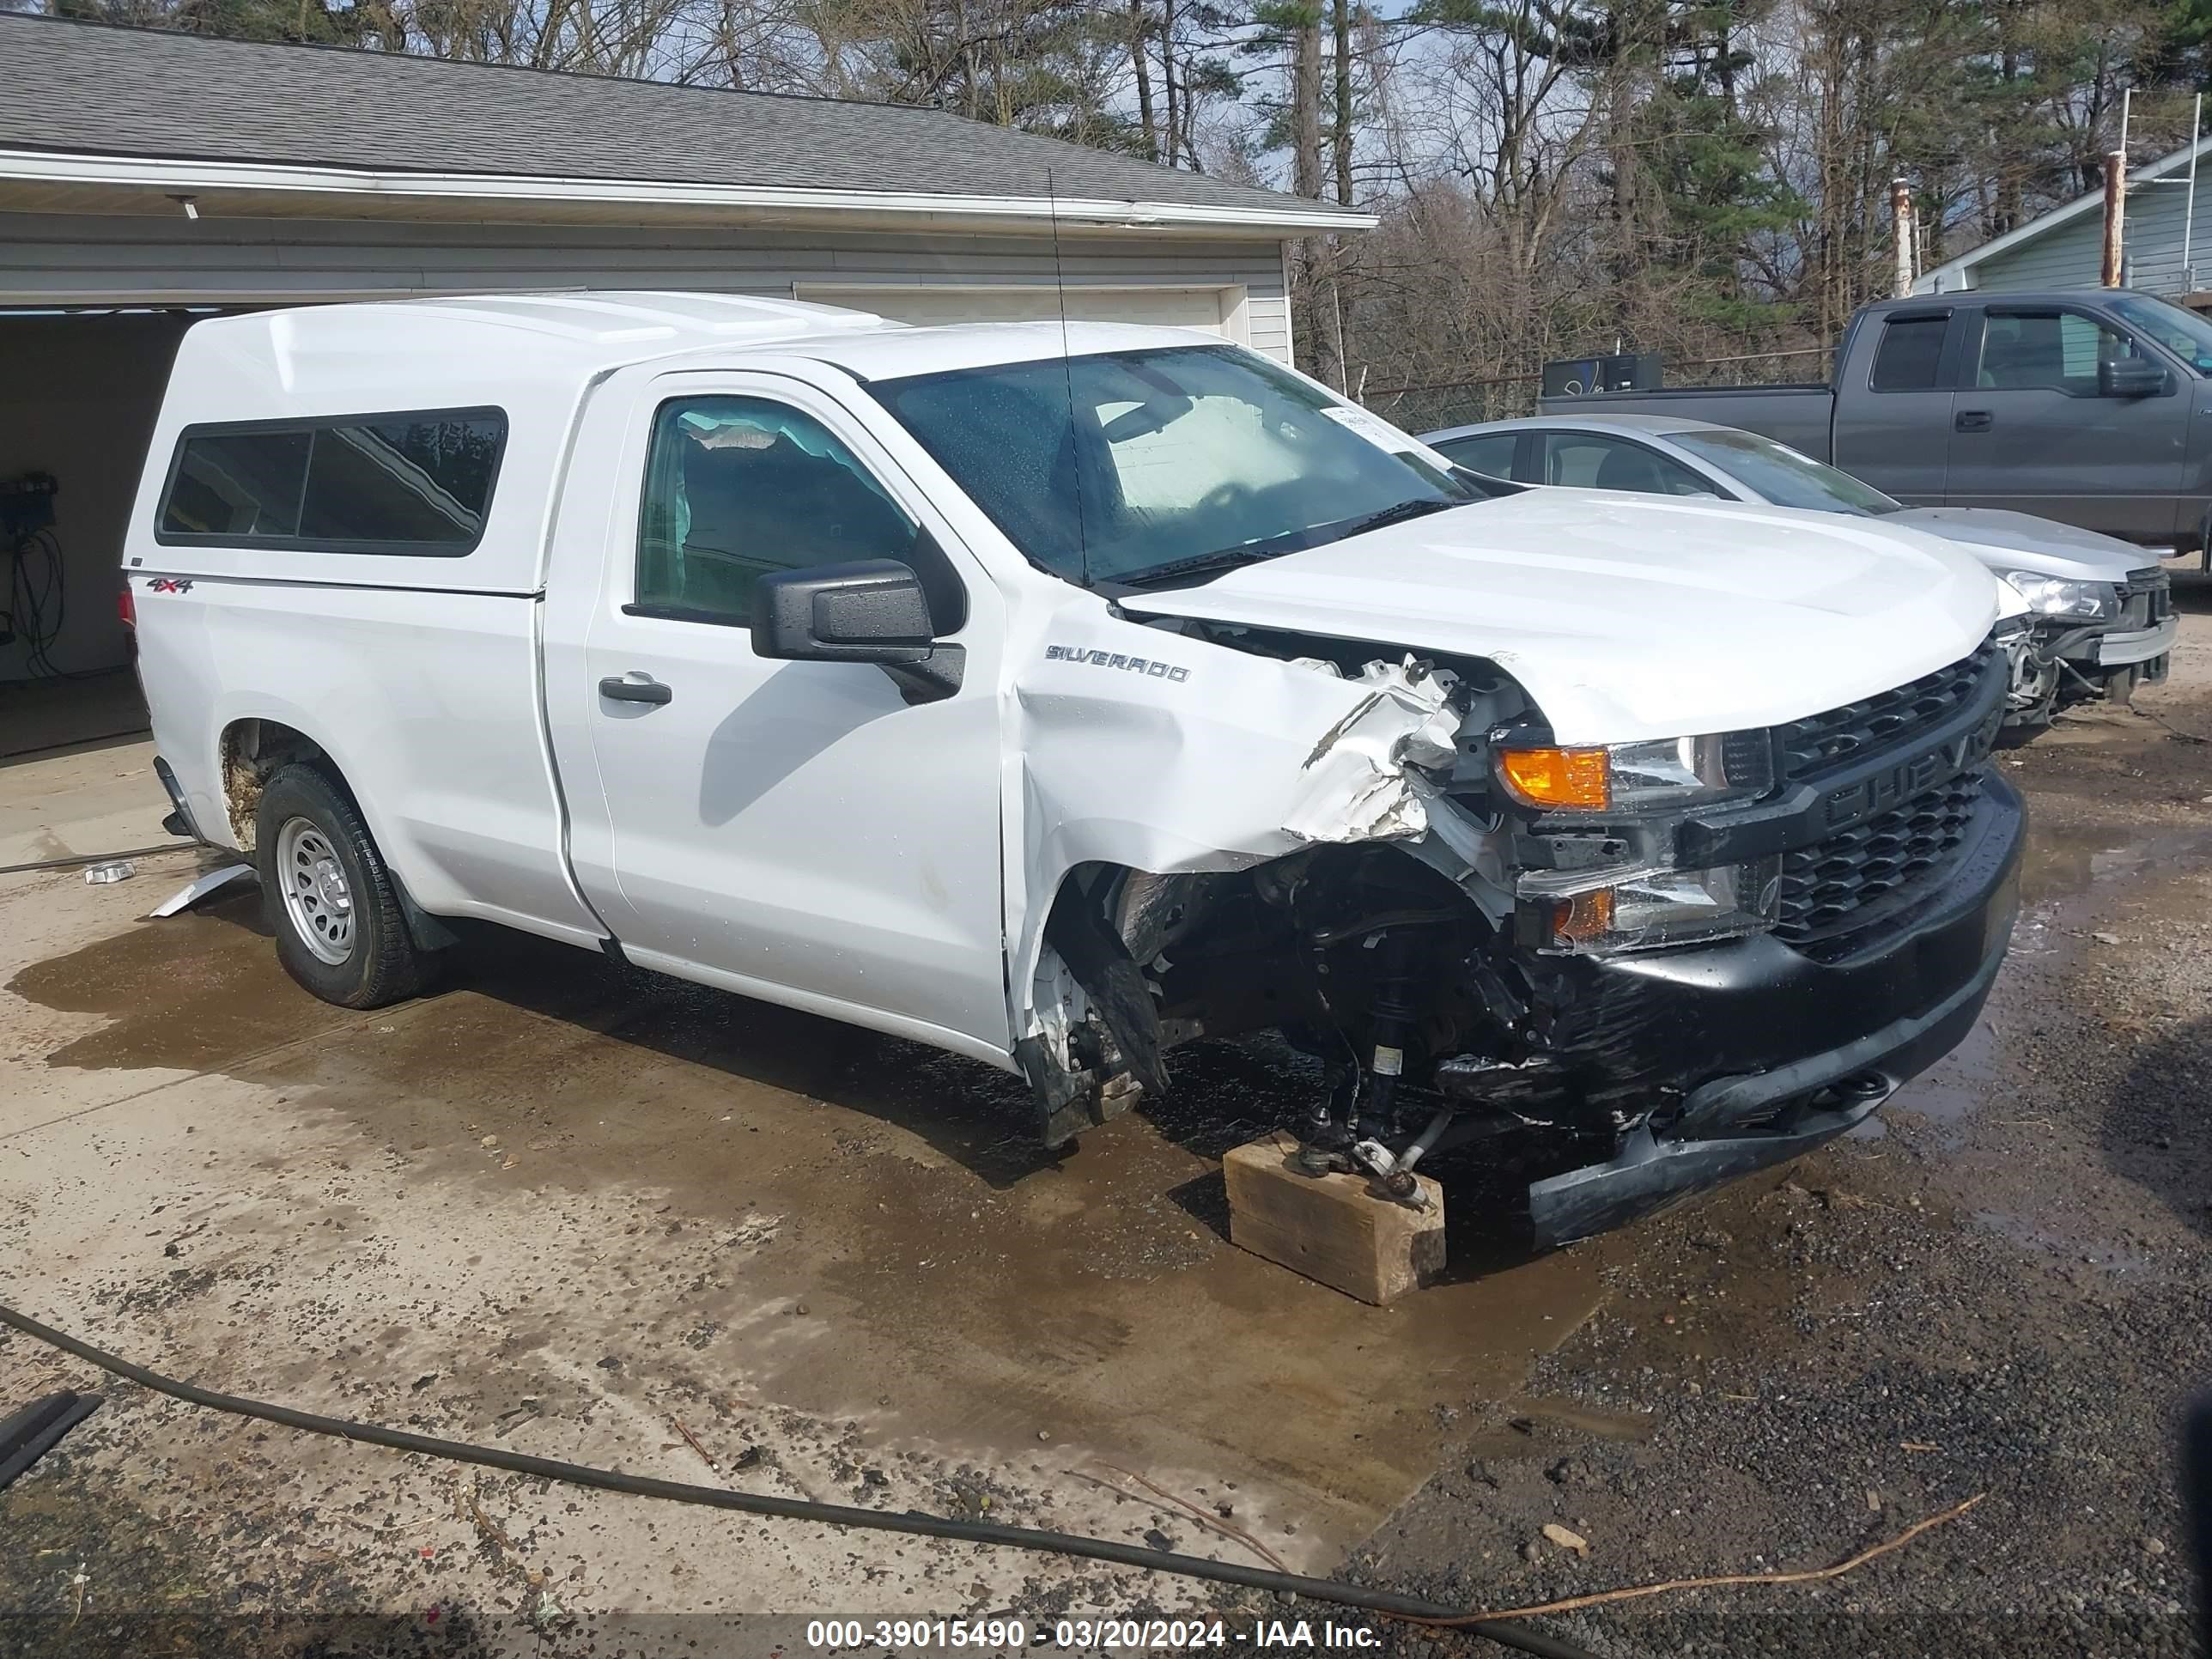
[255,763,430,1009]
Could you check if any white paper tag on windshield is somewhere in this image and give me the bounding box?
[1322,404,1458,473]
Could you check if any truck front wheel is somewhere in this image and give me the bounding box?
[255,764,430,1008]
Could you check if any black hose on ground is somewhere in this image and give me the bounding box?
[0,1302,1602,1659]
[0,726,155,763]
[0,842,197,877]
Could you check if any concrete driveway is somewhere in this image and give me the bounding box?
[1,735,1604,1652]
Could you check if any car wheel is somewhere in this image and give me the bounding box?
[255,763,431,1009]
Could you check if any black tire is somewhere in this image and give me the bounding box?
[255,763,431,1009]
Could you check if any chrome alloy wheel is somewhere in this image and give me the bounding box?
[276,817,356,965]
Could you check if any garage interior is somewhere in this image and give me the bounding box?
[2,308,208,761]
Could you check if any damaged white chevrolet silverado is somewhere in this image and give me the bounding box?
[129,293,2022,1247]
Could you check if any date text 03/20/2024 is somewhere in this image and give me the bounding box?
[804,1619,1386,1650]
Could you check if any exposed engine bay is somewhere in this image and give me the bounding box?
[1996,564,2176,733]
[1012,610,2020,1246]
[1015,624,1679,1212]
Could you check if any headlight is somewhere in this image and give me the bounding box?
[1525,856,1783,954]
[1497,732,1772,814]
[1996,569,2119,620]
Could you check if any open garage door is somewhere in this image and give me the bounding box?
[799,285,1243,337]
[0,307,214,757]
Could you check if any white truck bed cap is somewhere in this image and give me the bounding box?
[178,290,899,393]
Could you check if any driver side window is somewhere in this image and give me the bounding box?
[635,396,921,626]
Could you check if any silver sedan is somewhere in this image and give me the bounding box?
[1423,412,2177,731]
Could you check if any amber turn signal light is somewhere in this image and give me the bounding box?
[1551,887,1616,944]
[1498,745,1609,811]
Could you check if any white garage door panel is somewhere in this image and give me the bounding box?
[801,285,1231,334]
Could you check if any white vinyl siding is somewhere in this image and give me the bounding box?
[1967,211,2113,293]
[1946,163,2212,299]
[0,213,1298,364]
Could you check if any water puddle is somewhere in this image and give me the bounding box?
[1878,1016,1994,1146]
[2017,824,2210,909]
[8,902,1611,1534]
[5,890,308,1072]
[1972,1208,2138,1271]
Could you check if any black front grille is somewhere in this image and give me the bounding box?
[1775,643,1997,784]
[1774,775,1984,951]
[2124,566,2172,628]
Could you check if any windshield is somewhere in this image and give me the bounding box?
[869,343,1476,586]
[2106,292,2212,376]
[1668,428,1903,517]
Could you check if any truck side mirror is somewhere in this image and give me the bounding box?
[752,560,935,665]
[2100,357,2166,398]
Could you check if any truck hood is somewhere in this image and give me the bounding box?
[1116,489,1998,745]
[1881,506,2144,580]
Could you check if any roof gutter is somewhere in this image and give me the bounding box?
[0,147,1378,235]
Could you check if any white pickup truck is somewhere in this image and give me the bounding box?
[129,293,2022,1246]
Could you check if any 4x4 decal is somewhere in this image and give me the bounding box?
[147,577,195,594]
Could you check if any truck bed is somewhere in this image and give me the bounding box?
[1536,384,1836,461]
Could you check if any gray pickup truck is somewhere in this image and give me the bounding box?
[1543,289,2212,559]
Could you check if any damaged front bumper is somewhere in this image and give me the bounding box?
[2050,567,2177,690]
[1528,772,2023,1247]
[2063,617,2179,669]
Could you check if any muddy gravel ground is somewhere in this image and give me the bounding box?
[1325,580,2212,1657]
[4,579,2212,1659]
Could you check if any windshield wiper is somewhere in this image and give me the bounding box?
[1333,495,1461,539]
[1115,496,1465,591]
[1114,546,1286,589]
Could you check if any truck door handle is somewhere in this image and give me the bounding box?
[1955,410,1993,433]
[599,674,672,706]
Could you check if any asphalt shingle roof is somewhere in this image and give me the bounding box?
[0,13,1352,221]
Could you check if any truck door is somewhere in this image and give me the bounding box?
[1831,307,1955,503]
[1942,302,2186,540]
[541,368,1012,1063]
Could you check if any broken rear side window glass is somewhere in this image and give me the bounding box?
[157,409,507,554]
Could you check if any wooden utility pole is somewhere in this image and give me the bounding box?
[2104,89,2131,287]
[2101,153,2128,285]
[1890,178,1914,299]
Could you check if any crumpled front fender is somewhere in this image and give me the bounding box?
[1003,603,1462,1045]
